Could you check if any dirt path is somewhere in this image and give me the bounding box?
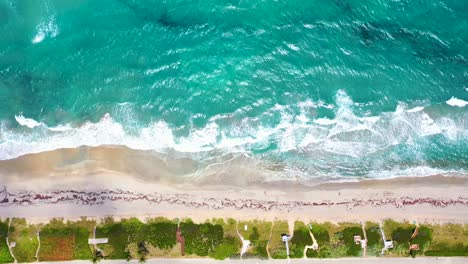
[235,220,250,259]
[303,228,318,258]
[6,218,17,263]
[35,229,40,262]
[361,222,368,257]
[266,222,274,260]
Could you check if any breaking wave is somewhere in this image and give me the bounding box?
[1,90,466,180]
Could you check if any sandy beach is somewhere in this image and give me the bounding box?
[0,146,467,223]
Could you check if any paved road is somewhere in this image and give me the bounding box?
[36,258,467,264]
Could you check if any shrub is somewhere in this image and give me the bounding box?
[96,218,130,259]
[365,225,381,246]
[209,236,239,260]
[340,226,363,256]
[144,221,177,250]
[305,223,331,258]
[410,226,432,257]
[290,222,312,258]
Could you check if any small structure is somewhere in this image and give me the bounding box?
[244,225,248,231]
[311,243,318,251]
[281,234,291,257]
[353,235,361,245]
[9,242,15,248]
[384,240,393,249]
[359,239,367,249]
[176,226,185,256]
[410,244,420,251]
[379,222,394,255]
[88,238,108,245]
[240,239,251,257]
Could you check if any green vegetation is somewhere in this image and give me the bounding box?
[384,219,416,256]
[306,222,332,258]
[9,219,38,263]
[210,235,239,260]
[268,221,289,259]
[180,220,223,256]
[365,222,382,257]
[238,220,271,259]
[410,225,432,257]
[38,218,93,261]
[144,218,177,250]
[0,219,14,264]
[289,221,312,258]
[209,218,241,260]
[338,223,363,256]
[4,218,467,261]
[95,217,136,259]
[425,223,468,256]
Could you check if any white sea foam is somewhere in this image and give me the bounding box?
[14,115,41,128]
[287,43,300,51]
[1,91,466,174]
[446,97,467,107]
[314,118,336,125]
[367,166,454,180]
[407,106,425,113]
[32,1,59,44]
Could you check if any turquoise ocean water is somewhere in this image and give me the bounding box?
[0,0,467,181]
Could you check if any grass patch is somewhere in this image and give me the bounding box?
[0,219,14,264]
[365,222,381,257]
[238,220,271,259]
[38,218,93,261]
[425,223,468,256]
[268,221,289,259]
[9,219,38,263]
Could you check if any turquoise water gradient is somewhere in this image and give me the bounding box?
[0,0,467,180]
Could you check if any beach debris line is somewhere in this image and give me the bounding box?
[1,188,466,210]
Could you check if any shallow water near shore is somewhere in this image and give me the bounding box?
[0,0,467,182]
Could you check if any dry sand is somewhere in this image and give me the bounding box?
[0,146,467,223]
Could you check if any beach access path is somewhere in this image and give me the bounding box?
[35,257,467,264]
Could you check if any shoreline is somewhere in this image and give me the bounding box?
[1,145,466,190]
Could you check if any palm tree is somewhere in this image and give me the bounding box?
[91,249,103,264]
[137,241,149,263]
